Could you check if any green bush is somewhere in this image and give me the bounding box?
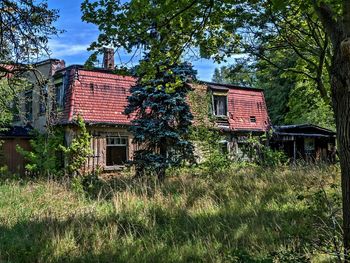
[241,134,288,167]
[16,129,64,177]
[60,116,91,176]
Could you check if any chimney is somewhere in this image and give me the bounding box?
[103,48,115,70]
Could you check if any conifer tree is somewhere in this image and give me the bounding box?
[124,61,196,180]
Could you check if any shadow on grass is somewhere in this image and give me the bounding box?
[0,202,313,263]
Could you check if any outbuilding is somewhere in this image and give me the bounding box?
[271,124,336,162]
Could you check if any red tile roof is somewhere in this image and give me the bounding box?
[59,68,270,132]
[61,68,136,125]
[226,88,270,131]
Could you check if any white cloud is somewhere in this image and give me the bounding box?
[48,39,90,57]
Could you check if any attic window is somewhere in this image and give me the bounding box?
[213,94,227,116]
[106,137,128,166]
[55,81,64,109]
[250,116,256,123]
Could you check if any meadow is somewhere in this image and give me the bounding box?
[0,164,342,262]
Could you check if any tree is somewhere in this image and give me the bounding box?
[81,0,350,256]
[0,0,60,76]
[212,59,256,86]
[124,60,196,180]
[0,0,60,130]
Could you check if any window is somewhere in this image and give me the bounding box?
[213,94,227,116]
[25,90,33,121]
[250,116,256,123]
[304,138,315,155]
[55,83,64,109]
[106,137,128,166]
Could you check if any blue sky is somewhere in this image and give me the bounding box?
[47,0,231,81]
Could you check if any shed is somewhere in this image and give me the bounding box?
[0,126,32,175]
[271,124,336,162]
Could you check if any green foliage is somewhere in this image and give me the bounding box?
[17,117,91,177]
[70,172,103,198]
[0,0,60,64]
[0,165,342,262]
[16,129,64,177]
[124,61,196,179]
[188,86,230,173]
[0,79,26,129]
[285,79,335,130]
[240,134,288,167]
[60,116,92,176]
[212,58,256,87]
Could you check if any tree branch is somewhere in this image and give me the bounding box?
[313,1,341,46]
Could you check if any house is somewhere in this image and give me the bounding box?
[0,49,271,173]
[270,124,336,162]
[53,64,137,170]
[190,82,270,156]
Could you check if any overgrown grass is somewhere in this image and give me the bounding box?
[0,164,342,262]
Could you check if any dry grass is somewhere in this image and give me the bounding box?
[0,164,342,262]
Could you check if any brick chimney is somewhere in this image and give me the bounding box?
[103,48,115,70]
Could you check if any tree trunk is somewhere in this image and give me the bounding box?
[331,42,350,260]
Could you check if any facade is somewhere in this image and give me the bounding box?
[191,82,270,157]
[0,50,271,173]
[54,65,137,170]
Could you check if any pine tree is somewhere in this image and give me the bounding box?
[124,61,196,180]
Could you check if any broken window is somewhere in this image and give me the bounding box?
[213,94,227,116]
[106,137,128,166]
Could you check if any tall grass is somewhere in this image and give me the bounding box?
[0,164,342,262]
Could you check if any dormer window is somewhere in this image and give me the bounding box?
[213,94,227,117]
[55,80,64,109]
[250,116,256,123]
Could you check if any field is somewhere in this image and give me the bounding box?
[0,165,343,262]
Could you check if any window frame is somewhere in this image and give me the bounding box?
[212,93,228,117]
[105,136,129,168]
[54,79,64,110]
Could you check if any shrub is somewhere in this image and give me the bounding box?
[240,134,288,167]
[16,129,64,177]
[60,116,91,176]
